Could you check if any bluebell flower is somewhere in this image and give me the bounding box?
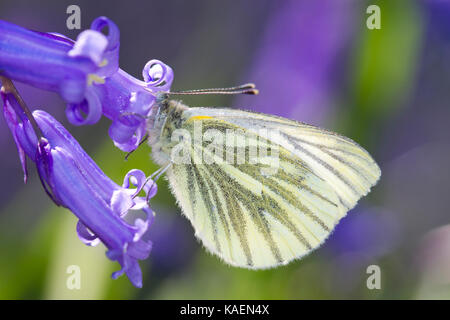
[95,60,173,152]
[0,17,116,104]
[0,17,174,152]
[1,80,156,287]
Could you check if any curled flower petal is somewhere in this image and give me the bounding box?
[90,16,120,52]
[110,120,147,152]
[108,113,142,143]
[123,169,158,201]
[123,169,147,193]
[68,30,108,65]
[143,59,174,92]
[76,221,101,246]
[65,86,102,125]
[90,16,120,77]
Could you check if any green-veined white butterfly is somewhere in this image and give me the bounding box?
[145,84,381,269]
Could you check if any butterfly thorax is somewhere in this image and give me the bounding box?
[146,96,189,166]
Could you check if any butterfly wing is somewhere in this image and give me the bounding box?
[162,107,380,269]
[180,107,381,211]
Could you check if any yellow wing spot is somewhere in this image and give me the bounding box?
[188,115,214,122]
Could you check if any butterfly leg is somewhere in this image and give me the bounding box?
[145,161,173,202]
[131,161,173,202]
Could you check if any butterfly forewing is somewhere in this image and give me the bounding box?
[148,102,381,269]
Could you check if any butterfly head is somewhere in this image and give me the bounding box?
[155,91,170,105]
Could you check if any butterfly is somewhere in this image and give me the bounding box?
[144,84,381,269]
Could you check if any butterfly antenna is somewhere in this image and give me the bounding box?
[167,83,259,96]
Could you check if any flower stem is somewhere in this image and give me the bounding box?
[0,75,44,139]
